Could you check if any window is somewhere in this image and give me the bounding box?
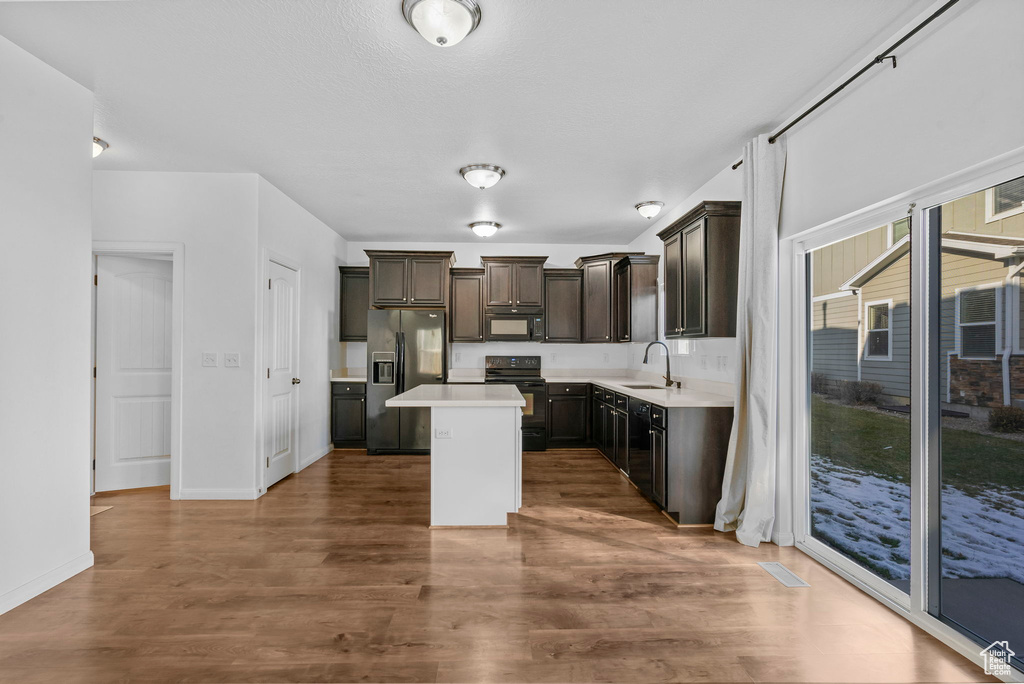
[985,175,1024,221]
[957,286,999,358]
[864,300,892,360]
[892,217,910,243]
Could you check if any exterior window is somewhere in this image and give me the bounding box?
[957,286,999,359]
[986,176,1024,221]
[864,301,891,360]
[892,217,910,243]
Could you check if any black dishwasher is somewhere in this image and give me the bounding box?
[627,398,653,500]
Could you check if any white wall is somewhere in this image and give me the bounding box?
[780,0,1024,239]
[0,35,94,613]
[257,178,348,469]
[626,165,743,386]
[93,172,261,498]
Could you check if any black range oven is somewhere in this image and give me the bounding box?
[484,355,547,451]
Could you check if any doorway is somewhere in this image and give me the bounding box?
[92,242,183,498]
[262,253,301,490]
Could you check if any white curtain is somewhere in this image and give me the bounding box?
[714,133,787,547]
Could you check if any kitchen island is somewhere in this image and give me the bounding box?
[386,384,525,527]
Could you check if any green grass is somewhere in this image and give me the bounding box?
[811,395,1024,492]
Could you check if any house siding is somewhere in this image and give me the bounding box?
[811,295,859,384]
[858,256,911,400]
[811,226,889,297]
[941,188,1024,238]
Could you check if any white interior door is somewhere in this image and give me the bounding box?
[95,255,173,491]
[264,259,300,488]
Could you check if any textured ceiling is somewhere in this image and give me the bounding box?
[0,0,933,244]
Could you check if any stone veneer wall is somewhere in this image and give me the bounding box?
[948,355,1003,407]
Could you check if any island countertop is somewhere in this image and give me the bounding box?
[386,384,526,408]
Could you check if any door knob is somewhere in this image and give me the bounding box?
[292,378,301,384]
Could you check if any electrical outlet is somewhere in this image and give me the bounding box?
[434,428,452,439]
[700,355,708,370]
[453,352,462,363]
[603,353,610,363]
[224,352,240,368]
[717,356,728,371]
[550,353,558,363]
[202,352,218,367]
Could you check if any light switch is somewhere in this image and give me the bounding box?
[435,428,452,439]
[224,352,240,368]
[202,352,218,367]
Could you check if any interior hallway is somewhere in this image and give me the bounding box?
[0,450,994,683]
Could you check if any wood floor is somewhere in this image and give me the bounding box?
[0,449,994,683]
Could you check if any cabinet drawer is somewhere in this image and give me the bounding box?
[591,385,603,402]
[614,393,628,409]
[332,382,366,395]
[552,383,588,396]
[650,404,667,428]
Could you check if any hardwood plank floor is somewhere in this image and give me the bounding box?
[0,449,994,683]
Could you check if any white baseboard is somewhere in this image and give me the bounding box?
[0,551,94,616]
[772,530,796,546]
[299,445,332,471]
[177,488,259,500]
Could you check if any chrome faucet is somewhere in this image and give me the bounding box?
[642,341,677,388]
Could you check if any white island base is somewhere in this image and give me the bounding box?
[385,385,525,527]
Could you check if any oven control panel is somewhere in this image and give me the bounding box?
[485,355,541,370]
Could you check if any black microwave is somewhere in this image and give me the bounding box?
[484,313,545,341]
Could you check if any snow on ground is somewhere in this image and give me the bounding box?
[810,455,1024,584]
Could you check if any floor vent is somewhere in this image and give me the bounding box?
[758,561,810,588]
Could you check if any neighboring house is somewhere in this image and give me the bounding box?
[811,179,1024,411]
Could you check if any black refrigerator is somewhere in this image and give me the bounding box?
[366,309,446,454]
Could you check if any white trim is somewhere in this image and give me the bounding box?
[864,298,894,362]
[810,290,856,302]
[954,282,1002,360]
[299,445,332,471]
[178,488,260,500]
[0,551,94,616]
[92,241,184,500]
[985,183,1024,223]
[257,248,303,497]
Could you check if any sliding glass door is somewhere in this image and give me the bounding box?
[807,219,912,594]
[799,169,1024,676]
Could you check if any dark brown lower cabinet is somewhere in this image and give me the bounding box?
[651,424,667,509]
[612,407,628,472]
[546,384,589,446]
[331,383,366,446]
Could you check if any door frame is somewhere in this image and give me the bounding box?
[780,145,1024,679]
[92,241,185,500]
[256,249,302,495]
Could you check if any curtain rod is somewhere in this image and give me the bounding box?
[731,0,960,171]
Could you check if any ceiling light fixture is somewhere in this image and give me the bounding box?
[402,0,481,48]
[460,164,505,189]
[470,221,500,237]
[92,137,109,158]
[635,201,664,219]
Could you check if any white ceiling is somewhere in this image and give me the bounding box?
[0,0,933,244]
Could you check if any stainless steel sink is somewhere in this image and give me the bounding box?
[621,384,668,390]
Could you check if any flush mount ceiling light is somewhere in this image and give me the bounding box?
[470,221,500,237]
[635,201,664,219]
[460,164,505,189]
[92,137,109,158]
[402,0,481,47]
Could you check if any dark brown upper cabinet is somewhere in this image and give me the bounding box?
[449,268,485,343]
[480,257,547,310]
[543,269,583,343]
[364,250,455,308]
[657,201,740,338]
[613,255,659,343]
[575,253,643,343]
[339,266,369,341]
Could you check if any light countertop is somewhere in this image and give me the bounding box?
[386,384,526,408]
[330,376,366,383]
[557,376,733,408]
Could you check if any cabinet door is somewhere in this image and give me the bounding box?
[613,409,628,472]
[409,257,446,306]
[682,221,706,336]
[582,261,612,342]
[664,233,682,337]
[485,262,514,307]
[450,273,484,342]
[372,258,409,306]
[514,262,544,307]
[339,269,369,341]
[614,265,631,342]
[591,393,604,449]
[547,395,587,446]
[601,404,615,459]
[544,274,582,342]
[332,395,366,443]
[651,426,666,508]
